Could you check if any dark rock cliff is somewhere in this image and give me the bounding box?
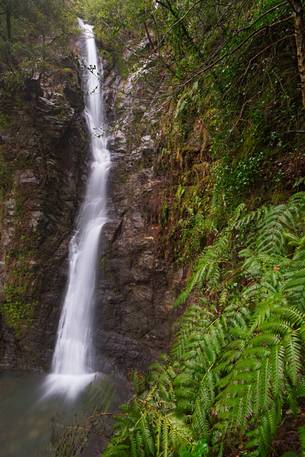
[0,42,181,376]
[93,50,182,374]
[0,61,89,369]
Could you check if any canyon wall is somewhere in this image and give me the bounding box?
[0,41,181,374]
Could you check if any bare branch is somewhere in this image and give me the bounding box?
[178,15,293,88]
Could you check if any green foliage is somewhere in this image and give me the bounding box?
[212,151,265,213]
[179,439,209,457]
[2,272,36,330]
[2,293,34,333]
[84,0,151,34]
[148,0,305,262]
[82,0,152,72]
[104,192,305,456]
[0,0,76,91]
[2,251,37,334]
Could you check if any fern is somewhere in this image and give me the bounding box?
[103,192,305,457]
[175,230,231,305]
[245,401,282,457]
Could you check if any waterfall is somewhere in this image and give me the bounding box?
[43,19,110,399]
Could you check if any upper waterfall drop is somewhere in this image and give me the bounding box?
[43,19,111,399]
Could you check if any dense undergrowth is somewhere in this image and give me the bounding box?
[104,193,305,456]
[80,0,305,455]
[157,0,305,262]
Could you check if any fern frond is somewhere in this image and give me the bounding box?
[246,401,282,457]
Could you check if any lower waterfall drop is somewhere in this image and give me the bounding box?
[43,19,111,399]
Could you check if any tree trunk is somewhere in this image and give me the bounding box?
[288,0,305,108]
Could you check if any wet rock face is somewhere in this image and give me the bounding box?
[93,55,181,373]
[0,47,181,375]
[0,60,89,370]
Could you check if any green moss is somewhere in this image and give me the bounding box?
[2,280,36,336]
[2,300,35,336]
[61,67,75,75]
[1,251,37,335]
[0,113,11,130]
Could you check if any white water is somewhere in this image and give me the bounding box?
[43,19,111,400]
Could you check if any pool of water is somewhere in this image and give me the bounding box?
[0,372,128,457]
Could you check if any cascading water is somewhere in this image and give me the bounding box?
[43,19,111,399]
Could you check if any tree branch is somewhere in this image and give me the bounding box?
[235,1,287,33]
[237,34,294,87]
[156,0,201,55]
[178,15,293,88]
